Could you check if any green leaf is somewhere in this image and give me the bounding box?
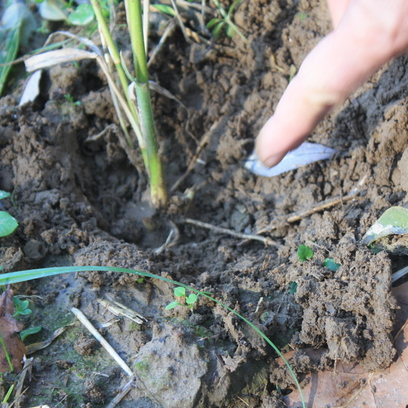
[323,258,340,272]
[361,206,408,245]
[152,4,176,17]
[211,21,226,40]
[289,281,297,294]
[0,191,10,200]
[0,18,21,96]
[186,293,198,304]
[228,0,244,16]
[174,287,186,297]
[68,4,95,26]
[20,326,42,342]
[226,23,236,38]
[38,0,69,21]
[0,211,18,237]
[19,299,30,310]
[206,18,222,30]
[165,301,180,310]
[297,245,314,262]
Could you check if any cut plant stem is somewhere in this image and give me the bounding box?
[126,0,167,207]
[90,0,167,207]
[90,0,141,149]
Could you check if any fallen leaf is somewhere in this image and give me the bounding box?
[361,206,408,245]
[282,281,408,408]
[0,287,27,373]
[245,143,336,177]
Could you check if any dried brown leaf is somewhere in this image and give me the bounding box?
[0,288,27,373]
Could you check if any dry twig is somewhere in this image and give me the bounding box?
[71,308,133,376]
[184,218,278,246]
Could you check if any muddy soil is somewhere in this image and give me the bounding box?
[1,0,408,407]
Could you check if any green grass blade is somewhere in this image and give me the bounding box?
[0,24,21,96]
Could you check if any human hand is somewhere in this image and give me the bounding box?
[255,0,408,168]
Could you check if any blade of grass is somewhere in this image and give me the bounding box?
[0,333,14,373]
[0,20,21,96]
[0,265,305,407]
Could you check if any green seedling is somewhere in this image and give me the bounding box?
[0,191,18,238]
[165,286,198,310]
[20,325,42,342]
[323,258,340,272]
[152,4,176,17]
[0,1,35,96]
[67,3,95,25]
[37,0,99,26]
[12,297,32,317]
[289,281,298,294]
[206,0,248,43]
[297,244,314,262]
[64,93,81,106]
[0,265,306,408]
[0,334,13,373]
[2,383,14,404]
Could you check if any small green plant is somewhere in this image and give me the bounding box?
[0,191,18,238]
[64,93,81,106]
[0,1,35,96]
[12,297,32,317]
[322,258,340,272]
[20,325,42,341]
[0,334,13,373]
[289,281,298,294]
[297,244,314,262]
[36,0,102,26]
[2,383,14,404]
[297,245,341,271]
[206,0,247,43]
[165,286,198,310]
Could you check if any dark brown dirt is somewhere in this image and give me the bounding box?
[1,0,408,407]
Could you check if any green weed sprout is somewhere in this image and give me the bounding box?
[0,265,305,407]
[0,1,34,96]
[12,297,32,317]
[0,334,13,372]
[206,0,248,43]
[297,245,341,271]
[2,384,15,404]
[0,191,18,238]
[64,93,81,106]
[37,0,97,26]
[20,325,42,342]
[165,286,198,310]
[297,244,313,262]
[322,258,340,272]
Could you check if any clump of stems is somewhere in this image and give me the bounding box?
[90,0,167,208]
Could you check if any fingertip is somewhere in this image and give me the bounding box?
[255,133,287,168]
[257,151,287,168]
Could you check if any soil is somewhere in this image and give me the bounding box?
[1,0,408,407]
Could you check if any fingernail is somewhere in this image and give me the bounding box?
[260,153,285,168]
